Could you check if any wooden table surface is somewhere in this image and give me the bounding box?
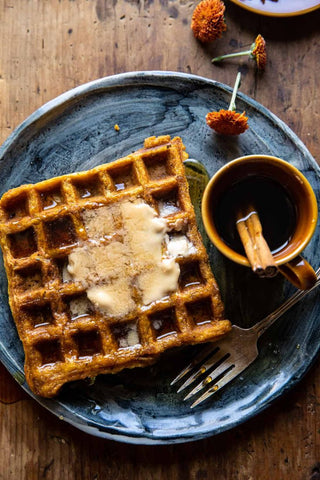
[0,1,319,479]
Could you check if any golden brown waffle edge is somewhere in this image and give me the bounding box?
[0,135,231,398]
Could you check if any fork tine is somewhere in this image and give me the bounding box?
[170,343,218,386]
[190,364,245,408]
[177,347,228,393]
[183,354,233,400]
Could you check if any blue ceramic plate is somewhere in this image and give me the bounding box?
[0,72,320,445]
[229,0,320,17]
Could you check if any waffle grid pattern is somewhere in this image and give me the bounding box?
[0,135,231,397]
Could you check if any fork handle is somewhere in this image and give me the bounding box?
[254,277,320,338]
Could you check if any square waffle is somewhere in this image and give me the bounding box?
[0,135,231,397]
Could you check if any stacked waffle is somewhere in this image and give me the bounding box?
[0,135,231,397]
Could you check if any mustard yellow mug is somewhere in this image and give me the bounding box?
[202,155,318,290]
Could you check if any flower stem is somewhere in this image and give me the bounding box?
[212,50,252,64]
[228,72,241,111]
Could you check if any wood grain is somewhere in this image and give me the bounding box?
[0,1,319,479]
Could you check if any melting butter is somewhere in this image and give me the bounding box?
[120,200,166,265]
[62,264,73,283]
[82,206,116,239]
[138,258,180,305]
[66,199,184,317]
[69,295,92,319]
[166,234,196,257]
[87,281,135,317]
[67,241,127,284]
[118,323,140,349]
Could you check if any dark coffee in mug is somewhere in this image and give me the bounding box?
[214,175,297,257]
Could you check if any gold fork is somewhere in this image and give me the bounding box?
[171,268,320,408]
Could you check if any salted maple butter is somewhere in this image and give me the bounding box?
[87,280,135,317]
[166,234,196,257]
[139,257,179,305]
[66,199,182,316]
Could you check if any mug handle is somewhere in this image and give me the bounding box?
[278,256,317,290]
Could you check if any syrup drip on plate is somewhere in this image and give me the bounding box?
[184,159,210,251]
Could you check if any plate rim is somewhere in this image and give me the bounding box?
[0,70,320,445]
[228,0,320,17]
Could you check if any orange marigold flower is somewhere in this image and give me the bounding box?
[212,34,267,70]
[206,110,248,135]
[251,34,267,70]
[206,72,249,135]
[191,0,227,43]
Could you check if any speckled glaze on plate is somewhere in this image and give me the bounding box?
[0,71,320,445]
[228,0,320,17]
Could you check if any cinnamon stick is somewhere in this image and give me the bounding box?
[236,203,278,278]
